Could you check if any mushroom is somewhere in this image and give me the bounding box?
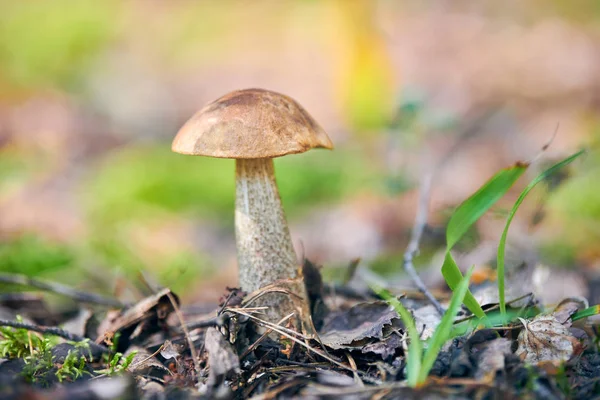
[172,88,333,327]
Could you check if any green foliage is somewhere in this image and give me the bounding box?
[95,331,136,376]
[373,151,586,386]
[419,267,473,383]
[377,289,422,387]
[496,150,585,314]
[0,0,118,90]
[55,349,90,383]
[571,305,600,322]
[21,346,56,386]
[0,234,74,277]
[450,307,539,337]
[98,351,137,376]
[376,268,473,387]
[441,164,527,318]
[441,150,583,319]
[0,320,90,385]
[0,317,50,359]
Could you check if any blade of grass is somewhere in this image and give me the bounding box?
[571,304,600,322]
[441,163,527,318]
[376,288,422,387]
[449,307,539,337]
[445,165,528,249]
[419,267,473,384]
[497,150,585,315]
[441,253,484,318]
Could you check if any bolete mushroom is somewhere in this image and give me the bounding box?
[172,88,333,327]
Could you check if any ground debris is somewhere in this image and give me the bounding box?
[516,314,580,365]
[126,346,170,377]
[318,301,402,352]
[472,337,512,380]
[0,267,600,399]
[96,288,177,351]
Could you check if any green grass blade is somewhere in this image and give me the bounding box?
[571,304,600,322]
[497,150,585,315]
[449,307,539,337]
[419,267,474,384]
[441,253,485,318]
[442,163,528,318]
[377,288,422,387]
[446,165,528,249]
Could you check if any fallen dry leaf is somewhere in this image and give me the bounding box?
[160,340,182,361]
[516,315,579,365]
[126,346,170,377]
[318,301,400,350]
[96,288,177,349]
[552,297,588,326]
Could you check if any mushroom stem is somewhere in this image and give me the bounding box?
[235,158,299,294]
[235,158,311,327]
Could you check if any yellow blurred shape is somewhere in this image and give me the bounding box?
[327,0,396,132]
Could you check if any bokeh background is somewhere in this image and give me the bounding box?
[1,0,599,305]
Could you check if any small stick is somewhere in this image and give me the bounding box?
[345,352,363,387]
[0,319,109,354]
[0,273,123,308]
[226,307,382,384]
[399,109,503,316]
[127,343,173,375]
[240,313,294,359]
[227,309,350,372]
[185,316,220,330]
[403,173,446,316]
[165,292,202,382]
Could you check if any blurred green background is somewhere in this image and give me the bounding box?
[0,0,599,302]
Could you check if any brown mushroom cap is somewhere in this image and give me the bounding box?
[172,88,333,159]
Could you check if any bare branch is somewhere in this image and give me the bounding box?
[0,273,123,308]
[402,173,446,316]
[165,292,202,382]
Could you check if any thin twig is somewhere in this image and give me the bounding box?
[240,313,294,359]
[185,316,220,330]
[345,352,364,387]
[0,273,123,308]
[403,173,446,316]
[0,319,109,354]
[527,123,559,165]
[400,109,503,316]
[226,308,380,382]
[453,292,534,325]
[165,292,202,383]
[127,343,173,375]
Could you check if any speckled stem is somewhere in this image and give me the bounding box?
[235,158,305,323]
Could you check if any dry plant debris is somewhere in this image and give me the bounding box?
[516,315,579,365]
[0,269,599,399]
